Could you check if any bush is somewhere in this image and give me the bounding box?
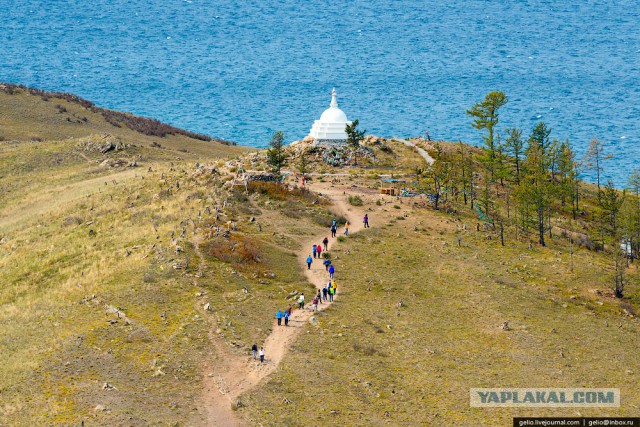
[337,236,345,242]
[348,195,363,206]
[203,235,260,265]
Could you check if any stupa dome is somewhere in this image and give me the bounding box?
[309,88,351,145]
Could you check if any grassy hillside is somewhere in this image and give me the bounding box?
[240,183,640,425]
[1,87,638,425]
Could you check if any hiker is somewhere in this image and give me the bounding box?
[298,293,305,309]
[312,244,317,258]
[322,237,329,251]
[312,296,318,312]
[306,255,313,270]
[316,289,323,304]
[252,343,258,360]
[328,264,335,279]
[344,221,350,236]
[316,245,322,258]
[329,281,336,302]
[331,224,337,238]
[332,218,337,227]
[323,258,331,271]
[276,309,283,326]
[363,214,369,228]
[284,308,290,326]
[259,347,265,363]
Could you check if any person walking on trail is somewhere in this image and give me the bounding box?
[331,224,337,238]
[363,214,369,228]
[298,293,305,310]
[316,244,322,258]
[316,289,323,305]
[332,218,337,227]
[312,296,318,312]
[328,281,335,302]
[322,285,328,301]
[322,237,329,251]
[344,221,350,236]
[276,309,283,326]
[252,343,258,360]
[306,255,313,270]
[323,258,331,271]
[328,264,335,279]
[259,347,265,363]
[284,308,290,326]
[312,244,317,258]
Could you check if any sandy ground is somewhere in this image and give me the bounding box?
[201,182,364,426]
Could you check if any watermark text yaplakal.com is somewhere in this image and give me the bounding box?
[470,388,620,408]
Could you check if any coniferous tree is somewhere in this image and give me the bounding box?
[584,137,611,190]
[345,119,366,166]
[503,128,525,183]
[266,131,287,177]
[517,123,555,246]
[466,91,508,179]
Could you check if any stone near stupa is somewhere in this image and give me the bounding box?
[308,88,352,146]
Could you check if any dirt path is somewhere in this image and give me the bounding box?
[395,137,435,165]
[201,183,364,426]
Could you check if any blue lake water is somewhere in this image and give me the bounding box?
[2,0,639,184]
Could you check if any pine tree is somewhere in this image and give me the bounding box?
[584,137,611,190]
[503,128,525,183]
[266,131,287,177]
[345,119,366,166]
[466,91,508,180]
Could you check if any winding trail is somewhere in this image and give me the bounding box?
[394,137,435,165]
[201,184,364,426]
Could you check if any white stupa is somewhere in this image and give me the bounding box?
[309,88,351,146]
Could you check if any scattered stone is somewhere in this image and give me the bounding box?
[102,382,117,391]
[501,322,511,331]
[94,404,108,412]
[204,303,212,311]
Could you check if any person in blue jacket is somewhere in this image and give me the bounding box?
[276,309,283,326]
[323,258,332,271]
[306,255,313,269]
[328,264,335,279]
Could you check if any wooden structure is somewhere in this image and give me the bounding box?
[379,178,406,196]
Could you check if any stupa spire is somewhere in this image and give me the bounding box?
[330,88,338,108]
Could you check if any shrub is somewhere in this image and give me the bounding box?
[348,195,363,206]
[337,236,345,243]
[204,235,260,265]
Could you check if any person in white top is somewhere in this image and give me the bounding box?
[259,347,265,363]
[298,293,305,310]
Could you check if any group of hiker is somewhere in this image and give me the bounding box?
[254,213,371,363]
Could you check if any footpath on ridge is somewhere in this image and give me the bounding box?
[202,183,364,427]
